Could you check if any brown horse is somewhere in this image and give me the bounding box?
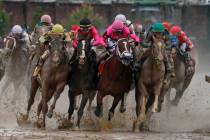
[158,48,195,110]
[67,40,97,128]
[133,36,166,132]
[25,38,69,128]
[94,38,133,120]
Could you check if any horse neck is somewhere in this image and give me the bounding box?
[106,55,130,80]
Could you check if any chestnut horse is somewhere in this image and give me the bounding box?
[133,36,166,132]
[25,38,69,128]
[67,40,97,128]
[94,38,133,120]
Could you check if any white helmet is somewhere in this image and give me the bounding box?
[11,25,23,34]
[115,14,126,23]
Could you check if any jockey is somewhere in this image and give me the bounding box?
[102,20,139,52]
[114,14,136,36]
[170,25,194,75]
[31,14,53,45]
[141,22,175,79]
[33,24,70,77]
[70,18,105,49]
[8,25,30,46]
[134,22,146,41]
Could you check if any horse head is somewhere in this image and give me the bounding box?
[151,35,165,67]
[49,38,66,67]
[76,39,91,68]
[116,38,133,66]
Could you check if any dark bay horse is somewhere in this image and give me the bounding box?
[94,38,133,121]
[133,36,166,132]
[67,40,97,128]
[158,48,195,110]
[25,38,69,128]
[0,36,29,103]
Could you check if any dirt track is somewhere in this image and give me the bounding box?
[1,128,210,140]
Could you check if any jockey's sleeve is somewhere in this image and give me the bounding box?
[91,27,100,42]
[130,34,140,43]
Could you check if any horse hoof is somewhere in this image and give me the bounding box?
[94,109,101,117]
[119,107,126,113]
[47,112,53,118]
[108,112,114,121]
[132,121,140,132]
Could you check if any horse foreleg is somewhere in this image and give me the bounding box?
[119,92,128,113]
[26,77,39,118]
[47,84,65,118]
[37,99,42,118]
[151,82,163,113]
[94,91,105,118]
[76,92,89,128]
[108,96,122,121]
[133,83,148,132]
[68,90,75,120]
[87,91,96,111]
[172,89,184,106]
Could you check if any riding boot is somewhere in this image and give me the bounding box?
[164,51,175,84]
[183,53,194,76]
[165,50,175,78]
[33,50,50,77]
[33,59,43,77]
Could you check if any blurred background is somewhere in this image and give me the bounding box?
[0,0,209,66]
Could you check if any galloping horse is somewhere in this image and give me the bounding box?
[158,48,195,110]
[67,40,97,128]
[25,38,69,128]
[0,36,29,103]
[94,38,133,120]
[133,36,166,132]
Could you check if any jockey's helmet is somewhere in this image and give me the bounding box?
[41,14,52,24]
[52,24,64,34]
[152,22,165,33]
[79,18,92,32]
[115,14,126,24]
[170,25,181,36]
[162,21,170,31]
[112,20,124,34]
[11,25,23,34]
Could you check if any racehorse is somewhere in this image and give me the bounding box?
[25,38,69,128]
[67,40,97,128]
[133,36,166,132]
[0,36,29,104]
[94,38,133,121]
[158,47,195,111]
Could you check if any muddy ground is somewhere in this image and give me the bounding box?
[0,48,210,139]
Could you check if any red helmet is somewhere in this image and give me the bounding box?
[112,20,124,31]
[162,22,170,31]
[170,25,181,35]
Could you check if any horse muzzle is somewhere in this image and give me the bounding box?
[79,57,85,65]
[120,51,133,65]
